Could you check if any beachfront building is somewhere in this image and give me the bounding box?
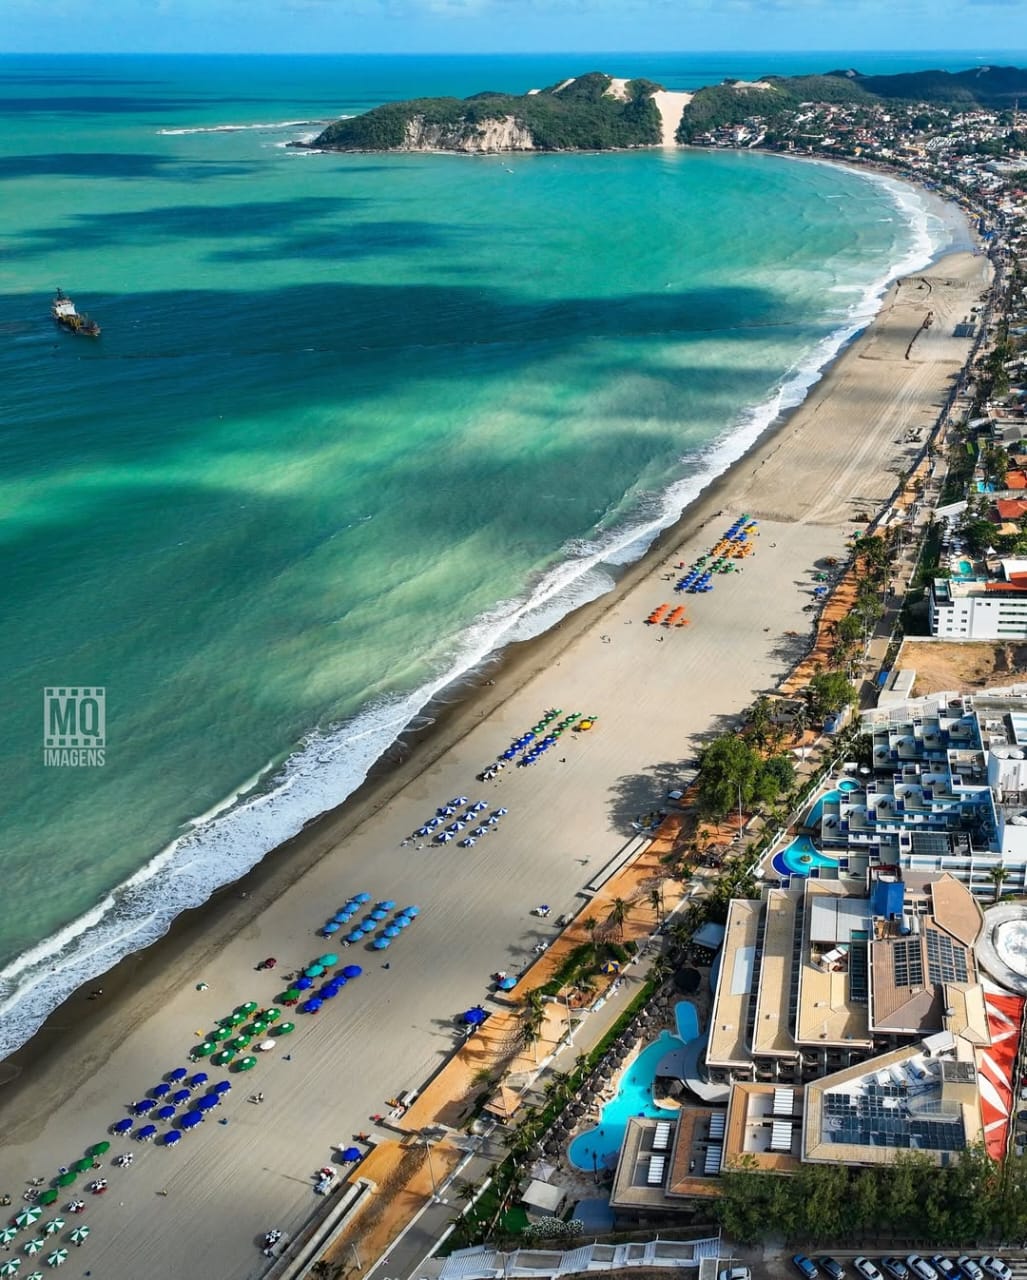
[929,561,1027,639]
[705,874,983,1087]
[840,691,1027,896]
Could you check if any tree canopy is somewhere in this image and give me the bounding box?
[696,735,795,821]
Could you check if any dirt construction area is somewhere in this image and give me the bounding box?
[895,639,1027,695]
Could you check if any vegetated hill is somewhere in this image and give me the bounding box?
[839,64,1027,106]
[675,65,1027,142]
[310,72,663,152]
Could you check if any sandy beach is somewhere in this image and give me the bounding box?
[0,248,991,1279]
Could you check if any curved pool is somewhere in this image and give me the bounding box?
[772,834,838,878]
[837,778,860,793]
[568,1033,678,1170]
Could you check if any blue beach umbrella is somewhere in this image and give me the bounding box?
[372,938,391,950]
[180,1112,203,1131]
[402,906,420,917]
[167,1067,188,1082]
[395,917,411,929]
[340,1146,362,1163]
[213,1080,232,1094]
[377,900,396,910]
[342,965,362,978]
[322,922,341,935]
[354,892,371,904]
[132,1099,156,1116]
[498,976,517,991]
[196,1095,219,1112]
[136,1125,157,1142]
[384,926,401,938]
[150,1083,170,1099]
[463,1007,488,1026]
[332,912,352,924]
[370,909,388,922]
[155,1105,176,1122]
[358,921,376,935]
[346,931,364,944]
[171,1089,191,1106]
[300,997,323,1014]
[163,1130,181,1147]
[187,1073,208,1089]
[111,1118,133,1134]
[295,976,313,990]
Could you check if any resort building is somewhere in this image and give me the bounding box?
[705,874,983,1086]
[776,691,1027,898]
[929,561,1027,640]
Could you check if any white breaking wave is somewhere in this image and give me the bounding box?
[0,165,953,1061]
[157,118,338,136]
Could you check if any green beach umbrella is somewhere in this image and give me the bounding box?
[234,1056,257,1072]
[238,1001,258,1015]
[68,1229,88,1246]
[23,1239,44,1256]
[228,1035,251,1052]
[212,1027,232,1042]
[228,1011,246,1027]
[70,1159,92,1174]
[0,1259,21,1276]
[46,1248,67,1267]
[212,1049,235,1067]
[303,965,324,978]
[276,1021,295,1035]
[87,1142,109,1157]
[41,1222,62,1238]
[277,989,299,1003]
[26,1273,43,1280]
[0,1229,17,1246]
[33,1194,57,1209]
[249,1021,268,1036]
[194,1041,216,1057]
[15,1209,41,1229]
[264,1008,281,1023]
[54,1175,75,1189]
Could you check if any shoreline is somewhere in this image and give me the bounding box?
[0,155,972,1065]
[0,233,985,1103]
[0,241,992,1278]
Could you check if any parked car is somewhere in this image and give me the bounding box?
[931,1258,959,1280]
[979,1259,1011,1280]
[957,1258,984,1280]
[794,1257,820,1280]
[718,1269,751,1280]
[882,1261,910,1280]
[819,1259,846,1280]
[907,1257,939,1280]
[854,1261,883,1280]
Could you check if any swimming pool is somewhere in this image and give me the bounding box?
[953,558,974,577]
[837,778,860,793]
[675,1000,699,1042]
[771,834,838,878]
[568,1033,678,1170]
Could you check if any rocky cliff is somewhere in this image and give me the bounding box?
[399,113,536,153]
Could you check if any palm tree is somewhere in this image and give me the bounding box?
[650,885,664,927]
[989,865,1009,902]
[607,897,631,940]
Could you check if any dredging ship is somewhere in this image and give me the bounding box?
[52,289,100,337]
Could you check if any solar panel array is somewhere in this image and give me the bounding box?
[647,1155,666,1185]
[892,938,925,987]
[849,941,869,1003]
[925,928,969,984]
[822,1082,965,1152]
[703,1145,722,1175]
[709,1113,726,1139]
[652,1122,672,1152]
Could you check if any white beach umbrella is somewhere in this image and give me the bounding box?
[68,1229,89,1246]
[0,1229,18,1245]
[46,1250,67,1268]
[23,1239,44,1255]
[41,1222,63,1238]
[0,1259,21,1277]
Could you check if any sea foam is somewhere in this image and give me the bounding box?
[0,167,955,1061]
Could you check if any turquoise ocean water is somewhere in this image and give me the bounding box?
[0,52,998,1055]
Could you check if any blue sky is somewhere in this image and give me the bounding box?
[4,0,1022,55]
